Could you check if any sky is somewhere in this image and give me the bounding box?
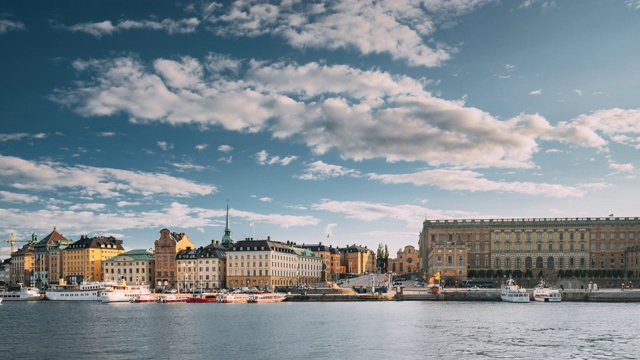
[1,0,640,260]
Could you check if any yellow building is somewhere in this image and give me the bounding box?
[154,228,194,290]
[388,245,419,275]
[300,242,341,282]
[9,242,35,287]
[62,235,125,283]
[340,244,376,276]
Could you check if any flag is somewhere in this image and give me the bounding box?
[326,233,330,238]
[434,272,440,281]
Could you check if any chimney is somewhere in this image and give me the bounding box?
[267,236,271,241]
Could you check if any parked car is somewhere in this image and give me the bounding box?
[467,286,480,291]
[413,282,424,287]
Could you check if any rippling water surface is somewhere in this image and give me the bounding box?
[1,301,638,359]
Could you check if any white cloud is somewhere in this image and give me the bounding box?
[218,156,233,164]
[505,64,517,70]
[312,199,438,229]
[296,161,361,180]
[608,161,635,175]
[231,208,319,228]
[574,89,583,96]
[170,162,206,172]
[96,131,116,137]
[0,191,39,203]
[529,89,542,95]
[69,203,107,211]
[0,133,47,142]
[0,18,26,34]
[52,56,640,170]
[204,0,492,67]
[253,150,297,166]
[0,154,216,198]
[259,197,272,202]
[116,201,140,207]
[157,141,174,151]
[52,18,200,37]
[218,145,233,153]
[369,168,586,198]
[195,144,208,151]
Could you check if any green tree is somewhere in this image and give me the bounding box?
[557,269,565,278]
[524,269,533,278]
[467,270,477,278]
[496,269,504,278]
[486,269,494,278]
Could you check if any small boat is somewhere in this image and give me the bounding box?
[100,280,151,303]
[247,293,286,303]
[533,280,561,302]
[500,278,530,303]
[218,292,249,303]
[186,292,218,303]
[0,283,44,301]
[45,280,108,301]
[130,294,156,303]
[157,294,186,303]
[0,298,3,304]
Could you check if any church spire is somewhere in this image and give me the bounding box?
[221,200,234,247]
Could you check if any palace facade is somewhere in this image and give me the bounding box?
[419,216,640,280]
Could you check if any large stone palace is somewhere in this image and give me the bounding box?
[419,216,640,281]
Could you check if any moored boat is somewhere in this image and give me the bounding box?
[247,292,286,303]
[0,283,44,301]
[500,278,530,303]
[130,294,156,303]
[45,280,108,301]
[533,280,561,302]
[157,294,186,303]
[100,280,151,303]
[186,292,218,303]
[218,292,249,303]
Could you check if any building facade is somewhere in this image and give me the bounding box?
[299,242,340,282]
[103,249,155,287]
[154,229,194,290]
[33,227,73,289]
[9,242,34,287]
[226,238,322,289]
[62,235,125,283]
[340,245,376,276]
[176,241,227,292]
[388,245,419,275]
[419,217,640,280]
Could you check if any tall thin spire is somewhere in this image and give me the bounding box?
[221,200,234,247]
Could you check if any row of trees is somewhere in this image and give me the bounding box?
[466,268,632,279]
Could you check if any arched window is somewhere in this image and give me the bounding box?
[547,257,555,269]
[525,257,532,269]
[536,256,544,269]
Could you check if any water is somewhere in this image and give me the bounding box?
[1,301,638,359]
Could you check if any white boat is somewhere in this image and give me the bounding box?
[0,283,43,301]
[533,280,561,302]
[247,292,286,303]
[218,292,249,303]
[45,280,108,301]
[500,278,530,303]
[157,294,186,303]
[100,280,150,303]
[130,294,156,303]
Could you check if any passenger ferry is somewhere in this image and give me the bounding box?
[500,278,530,303]
[100,280,151,303]
[533,280,562,302]
[0,283,43,301]
[247,293,286,303]
[45,280,108,301]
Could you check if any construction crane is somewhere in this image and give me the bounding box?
[0,233,31,254]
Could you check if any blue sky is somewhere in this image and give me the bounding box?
[2,0,640,259]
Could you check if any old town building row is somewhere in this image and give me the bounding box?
[1,225,378,290]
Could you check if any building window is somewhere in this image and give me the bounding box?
[495,258,500,268]
[548,233,553,241]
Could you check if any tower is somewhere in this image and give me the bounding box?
[221,201,234,247]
